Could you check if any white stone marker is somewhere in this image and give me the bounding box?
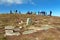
[26,18,32,25]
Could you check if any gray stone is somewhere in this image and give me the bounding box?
[26,18,32,25]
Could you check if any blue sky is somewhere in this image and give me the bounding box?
[0,0,60,16]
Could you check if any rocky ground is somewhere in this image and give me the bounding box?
[0,14,60,40]
[6,27,60,40]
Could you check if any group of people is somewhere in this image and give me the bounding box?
[26,11,52,16]
[10,10,52,16]
[38,11,52,16]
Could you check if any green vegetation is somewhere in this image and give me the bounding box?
[0,37,6,40]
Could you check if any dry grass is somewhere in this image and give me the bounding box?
[0,14,60,40]
[0,14,60,27]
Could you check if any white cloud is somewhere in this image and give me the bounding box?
[29,0,35,5]
[0,0,24,4]
[0,0,35,5]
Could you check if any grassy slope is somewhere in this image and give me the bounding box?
[0,14,60,27]
[0,14,60,40]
